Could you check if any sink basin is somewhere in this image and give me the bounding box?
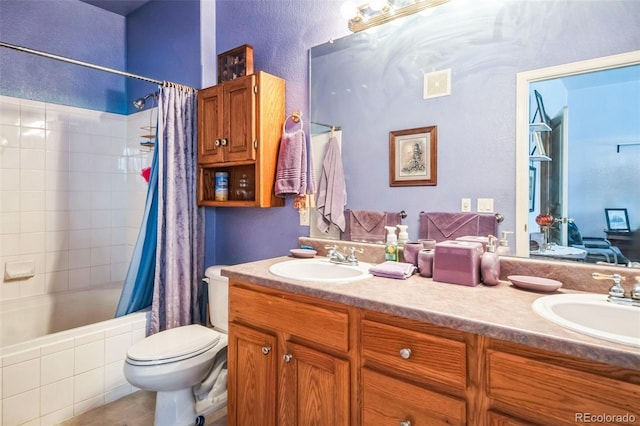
[532,293,640,347]
[269,258,372,283]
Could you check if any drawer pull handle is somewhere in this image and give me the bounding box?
[399,348,412,359]
[261,346,271,355]
[283,354,293,363]
[400,421,411,426]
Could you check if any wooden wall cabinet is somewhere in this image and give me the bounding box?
[197,71,285,207]
[228,281,640,425]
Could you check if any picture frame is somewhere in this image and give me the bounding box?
[529,166,536,212]
[389,126,437,187]
[605,208,631,232]
[217,44,254,84]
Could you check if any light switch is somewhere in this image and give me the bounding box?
[477,198,494,213]
[461,198,471,212]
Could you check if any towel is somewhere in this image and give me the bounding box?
[342,210,403,243]
[316,136,347,232]
[418,212,497,242]
[369,261,416,279]
[275,127,307,197]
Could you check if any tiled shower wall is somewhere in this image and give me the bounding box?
[0,95,153,301]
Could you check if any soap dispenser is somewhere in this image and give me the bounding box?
[481,235,500,286]
[496,231,513,256]
[396,225,409,246]
[384,226,398,261]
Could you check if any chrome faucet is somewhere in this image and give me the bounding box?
[592,272,640,307]
[325,245,362,265]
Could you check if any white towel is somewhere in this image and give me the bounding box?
[315,136,347,232]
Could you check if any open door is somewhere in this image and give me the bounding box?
[541,106,569,245]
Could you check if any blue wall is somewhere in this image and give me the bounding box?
[0,0,127,113]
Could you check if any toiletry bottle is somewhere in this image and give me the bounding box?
[384,226,398,261]
[481,235,500,286]
[396,225,409,246]
[496,231,513,256]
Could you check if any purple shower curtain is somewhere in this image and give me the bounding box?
[150,85,204,334]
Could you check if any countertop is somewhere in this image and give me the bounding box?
[221,256,640,370]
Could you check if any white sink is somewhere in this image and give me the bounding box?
[269,258,372,283]
[532,293,640,347]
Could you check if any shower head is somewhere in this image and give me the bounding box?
[133,92,158,110]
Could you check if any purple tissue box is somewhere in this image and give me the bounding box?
[432,241,482,286]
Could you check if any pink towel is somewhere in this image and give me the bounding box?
[275,128,307,197]
[316,136,347,232]
[418,212,497,242]
[369,261,416,279]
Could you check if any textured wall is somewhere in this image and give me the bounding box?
[0,0,127,113]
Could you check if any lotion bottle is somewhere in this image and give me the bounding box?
[384,226,398,261]
[496,231,513,256]
[481,235,500,286]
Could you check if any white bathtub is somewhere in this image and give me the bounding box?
[0,285,150,426]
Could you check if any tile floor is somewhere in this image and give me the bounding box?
[58,390,227,426]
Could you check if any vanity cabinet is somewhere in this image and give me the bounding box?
[227,277,640,426]
[227,281,356,426]
[197,71,285,207]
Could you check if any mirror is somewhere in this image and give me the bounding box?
[309,1,639,267]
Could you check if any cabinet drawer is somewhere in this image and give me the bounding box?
[230,285,349,352]
[361,319,466,391]
[362,368,466,426]
[487,350,640,425]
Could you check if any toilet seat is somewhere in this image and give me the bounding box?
[127,324,222,366]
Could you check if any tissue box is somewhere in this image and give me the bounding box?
[433,241,483,286]
[455,235,490,252]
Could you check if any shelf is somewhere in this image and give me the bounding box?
[529,155,552,162]
[529,122,551,132]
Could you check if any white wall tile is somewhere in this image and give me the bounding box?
[41,349,74,386]
[68,267,91,290]
[20,190,46,212]
[0,169,20,191]
[73,367,104,403]
[91,228,111,248]
[20,232,45,254]
[104,333,131,365]
[19,274,45,298]
[1,234,21,256]
[20,128,46,150]
[2,358,40,397]
[20,148,46,171]
[104,383,132,404]
[104,361,128,393]
[69,229,91,250]
[21,107,46,129]
[0,191,20,212]
[91,247,111,266]
[45,150,70,171]
[73,393,104,417]
[45,212,69,232]
[45,250,69,272]
[40,377,73,415]
[20,211,46,233]
[2,388,40,426]
[0,212,20,235]
[20,169,45,191]
[90,265,111,286]
[45,230,69,252]
[45,270,69,293]
[45,190,70,212]
[40,406,74,426]
[0,102,21,126]
[0,147,20,169]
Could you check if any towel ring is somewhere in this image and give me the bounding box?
[283,110,303,133]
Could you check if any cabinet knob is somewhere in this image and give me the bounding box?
[400,421,411,426]
[215,139,221,147]
[399,348,412,359]
[283,354,293,363]
[221,138,228,146]
[261,346,271,355]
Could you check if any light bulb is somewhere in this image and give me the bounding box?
[369,0,387,11]
[340,1,358,19]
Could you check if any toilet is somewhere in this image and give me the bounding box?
[123,266,230,426]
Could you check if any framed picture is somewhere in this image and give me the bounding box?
[605,208,631,232]
[217,44,254,84]
[529,166,536,212]
[389,126,437,186]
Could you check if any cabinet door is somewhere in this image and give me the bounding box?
[197,85,225,164]
[224,75,256,162]
[228,323,277,426]
[279,342,350,426]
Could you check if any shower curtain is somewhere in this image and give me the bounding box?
[151,85,203,333]
[116,85,203,334]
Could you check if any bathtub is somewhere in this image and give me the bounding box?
[0,284,150,426]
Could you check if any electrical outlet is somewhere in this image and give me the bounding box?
[477,198,494,213]
[299,208,310,226]
[461,198,471,212]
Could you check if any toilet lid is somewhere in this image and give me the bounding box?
[127,324,222,363]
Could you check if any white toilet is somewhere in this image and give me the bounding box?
[123,266,229,426]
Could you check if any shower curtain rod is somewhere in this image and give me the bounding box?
[0,41,194,90]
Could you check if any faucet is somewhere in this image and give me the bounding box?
[325,245,362,265]
[591,272,640,307]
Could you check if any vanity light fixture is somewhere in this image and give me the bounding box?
[347,0,451,32]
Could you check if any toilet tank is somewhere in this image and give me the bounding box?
[205,266,228,333]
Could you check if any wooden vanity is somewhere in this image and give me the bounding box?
[222,257,640,426]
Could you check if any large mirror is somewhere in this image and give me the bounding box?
[309,1,639,267]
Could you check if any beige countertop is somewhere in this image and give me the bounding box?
[221,256,640,370]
